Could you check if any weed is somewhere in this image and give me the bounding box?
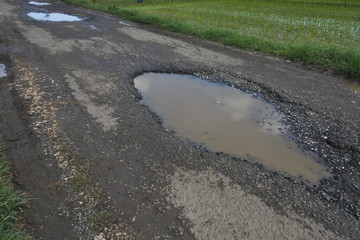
[68,160,100,200]
[89,208,115,230]
[0,141,30,240]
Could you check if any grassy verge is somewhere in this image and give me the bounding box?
[0,142,30,240]
[63,0,360,81]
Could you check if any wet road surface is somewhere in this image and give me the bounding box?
[0,0,359,239]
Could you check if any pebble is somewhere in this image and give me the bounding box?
[94,233,105,240]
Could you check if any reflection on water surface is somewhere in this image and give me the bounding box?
[27,12,83,22]
[135,73,331,184]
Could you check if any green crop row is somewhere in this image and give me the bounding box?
[64,0,360,80]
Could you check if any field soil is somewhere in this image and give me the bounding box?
[0,0,359,239]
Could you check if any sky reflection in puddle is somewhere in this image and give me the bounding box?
[27,12,83,22]
[29,1,51,6]
[0,64,7,78]
[134,73,331,184]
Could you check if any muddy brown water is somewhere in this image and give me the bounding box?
[135,73,331,184]
[27,12,83,22]
[0,64,7,78]
[346,82,360,94]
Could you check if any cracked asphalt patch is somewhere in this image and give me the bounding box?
[168,168,341,240]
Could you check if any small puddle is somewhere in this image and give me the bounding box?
[134,73,331,184]
[27,12,83,22]
[119,21,133,27]
[0,64,7,78]
[29,1,51,6]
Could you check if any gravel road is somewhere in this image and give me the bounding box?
[0,0,359,239]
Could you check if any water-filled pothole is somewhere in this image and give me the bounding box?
[29,1,51,6]
[0,64,7,78]
[27,12,83,22]
[134,73,331,184]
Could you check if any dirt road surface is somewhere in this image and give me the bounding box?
[0,0,359,239]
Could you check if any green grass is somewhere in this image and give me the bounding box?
[68,160,100,200]
[88,208,115,230]
[64,0,360,80]
[0,142,30,240]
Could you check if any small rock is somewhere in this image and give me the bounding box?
[94,233,105,240]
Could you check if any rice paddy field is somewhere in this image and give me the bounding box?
[64,0,360,79]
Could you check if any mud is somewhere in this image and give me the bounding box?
[346,82,360,94]
[0,0,359,239]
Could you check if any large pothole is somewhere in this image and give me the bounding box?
[134,73,331,184]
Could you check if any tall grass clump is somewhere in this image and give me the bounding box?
[0,142,29,240]
[63,0,360,80]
